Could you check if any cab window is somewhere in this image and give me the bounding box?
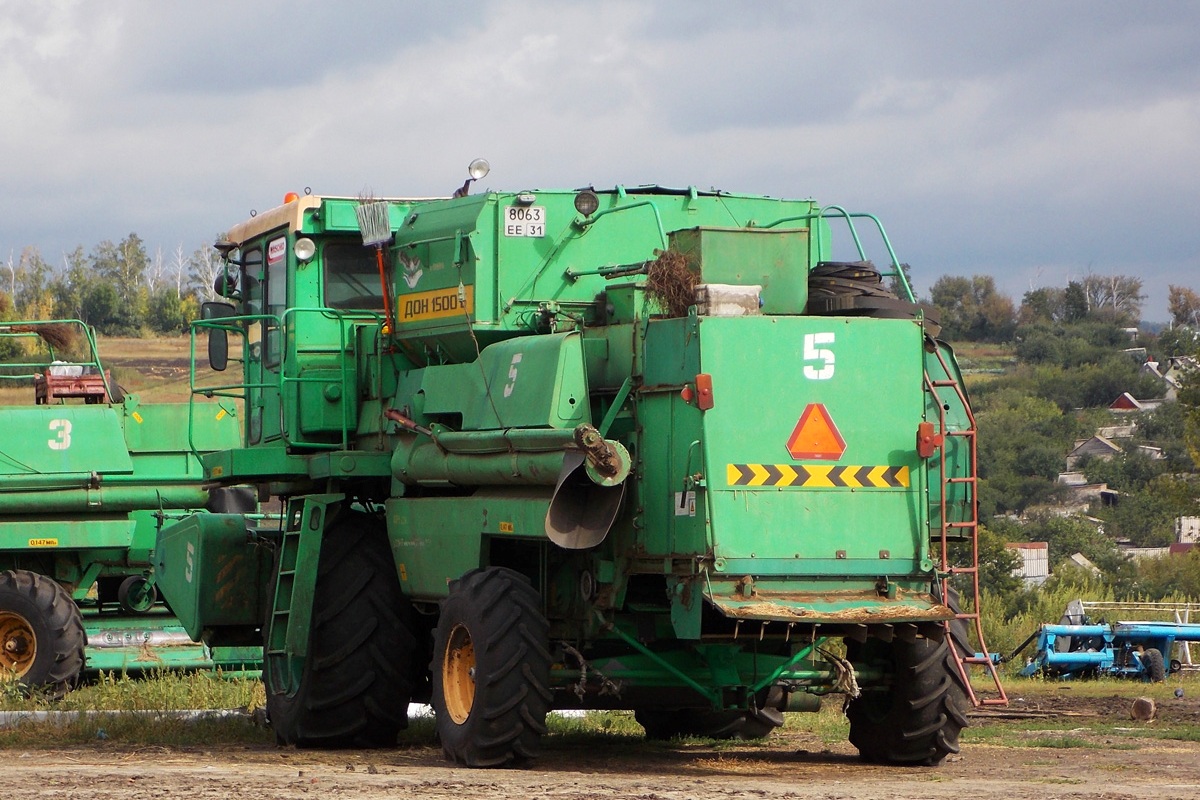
[324,242,385,310]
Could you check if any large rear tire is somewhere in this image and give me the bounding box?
[0,570,85,699]
[265,513,418,748]
[845,636,969,766]
[636,706,784,740]
[432,567,552,767]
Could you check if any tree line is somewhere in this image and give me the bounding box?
[1,235,223,335]
[927,272,1200,354]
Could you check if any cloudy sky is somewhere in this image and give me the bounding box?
[2,1,1197,321]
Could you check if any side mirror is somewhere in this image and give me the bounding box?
[202,302,236,372]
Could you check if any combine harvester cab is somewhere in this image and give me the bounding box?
[161,165,1004,767]
[0,319,256,696]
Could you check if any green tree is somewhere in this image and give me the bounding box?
[1018,286,1075,325]
[1062,281,1089,323]
[1135,550,1200,601]
[1079,274,1145,325]
[1168,285,1200,328]
[1092,473,1198,548]
[928,274,1017,342]
[973,524,1022,597]
[50,245,89,321]
[147,286,191,334]
[1153,325,1200,358]
[1181,366,1200,467]
[14,246,53,318]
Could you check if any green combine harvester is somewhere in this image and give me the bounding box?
[0,320,259,695]
[157,161,1004,766]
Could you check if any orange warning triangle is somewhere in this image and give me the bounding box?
[786,403,846,460]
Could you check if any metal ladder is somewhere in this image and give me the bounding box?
[925,345,1008,707]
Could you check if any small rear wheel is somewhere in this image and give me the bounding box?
[0,570,85,698]
[1141,648,1166,682]
[117,575,158,614]
[432,567,552,767]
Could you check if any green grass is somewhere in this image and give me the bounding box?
[0,669,265,713]
[0,671,270,748]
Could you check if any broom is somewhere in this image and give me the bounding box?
[6,322,78,352]
[355,198,395,333]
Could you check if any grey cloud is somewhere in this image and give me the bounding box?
[0,0,1197,318]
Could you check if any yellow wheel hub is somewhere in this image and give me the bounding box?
[0,611,36,678]
[442,623,476,724]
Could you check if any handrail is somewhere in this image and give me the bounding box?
[188,309,384,458]
[759,205,914,302]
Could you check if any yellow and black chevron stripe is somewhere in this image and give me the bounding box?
[726,464,910,488]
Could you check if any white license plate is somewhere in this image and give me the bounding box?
[502,205,546,237]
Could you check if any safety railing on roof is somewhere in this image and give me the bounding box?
[760,205,914,302]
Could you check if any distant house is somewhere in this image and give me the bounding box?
[1007,542,1049,586]
[1121,546,1172,560]
[1095,423,1137,439]
[1163,356,1198,401]
[1065,435,1122,471]
[1056,472,1088,487]
[1176,516,1200,544]
[1164,355,1197,383]
[1109,393,1164,413]
[1067,553,1102,576]
[1133,444,1165,461]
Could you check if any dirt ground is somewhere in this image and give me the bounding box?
[4,689,1199,800]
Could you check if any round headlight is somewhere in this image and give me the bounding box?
[294,237,316,262]
[574,189,600,217]
[468,158,491,180]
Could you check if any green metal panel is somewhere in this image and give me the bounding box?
[267,494,340,661]
[202,446,310,482]
[699,315,930,579]
[925,339,974,534]
[297,367,359,434]
[0,407,133,476]
[155,514,267,642]
[669,227,810,314]
[417,332,590,430]
[0,518,135,551]
[122,400,240,455]
[386,492,553,600]
[82,614,260,673]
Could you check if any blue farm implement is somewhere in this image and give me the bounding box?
[1011,600,1200,681]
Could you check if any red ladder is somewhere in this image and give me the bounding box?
[925,348,1008,707]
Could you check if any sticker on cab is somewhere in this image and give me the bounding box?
[398,284,475,323]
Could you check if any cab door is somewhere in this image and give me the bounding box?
[242,235,287,445]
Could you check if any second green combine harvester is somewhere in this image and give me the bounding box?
[157,162,1004,767]
[0,319,257,695]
